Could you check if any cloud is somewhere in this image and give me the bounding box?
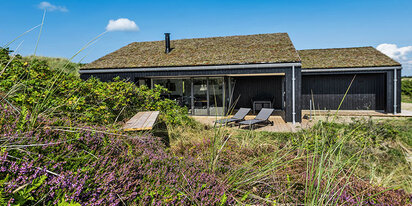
[377,43,412,75]
[38,1,68,12]
[106,18,139,32]
[376,43,412,61]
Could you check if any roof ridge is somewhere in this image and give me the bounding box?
[298,46,374,51]
[129,32,289,44]
[298,46,400,69]
[82,32,300,69]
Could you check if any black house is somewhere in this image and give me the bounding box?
[79,33,402,123]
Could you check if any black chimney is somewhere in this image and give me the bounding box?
[164,33,171,54]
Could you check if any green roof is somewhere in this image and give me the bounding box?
[82,33,301,69]
[298,47,400,69]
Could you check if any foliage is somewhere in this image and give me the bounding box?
[0,104,232,205]
[23,55,82,76]
[1,45,411,205]
[0,47,189,125]
[402,78,412,103]
[169,118,412,205]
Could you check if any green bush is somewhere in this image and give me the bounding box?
[402,78,412,96]
[0,47,189,125]
[402,78,412,102]
[23,55,82,76]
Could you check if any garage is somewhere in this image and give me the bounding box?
[298,47,401,114]
[301,73,386,111]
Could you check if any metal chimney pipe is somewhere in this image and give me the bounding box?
[164,33,171,54]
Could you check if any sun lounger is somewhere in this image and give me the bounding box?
[238,108,274,129]
[214,108,251,125]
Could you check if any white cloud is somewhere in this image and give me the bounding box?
[376,43,412,61]
[377,43,412,75]
[38,1,68,12]
[106,18,139,32]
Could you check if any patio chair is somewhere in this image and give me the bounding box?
[214,108,251,125]
[238,108,274,129]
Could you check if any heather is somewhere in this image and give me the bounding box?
[169,119,412,205]
[2,105,411,205]
[0,46,411,205]
[0,104,232,205]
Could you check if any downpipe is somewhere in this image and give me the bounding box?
[394,68,397,115]
[292,65,296,124]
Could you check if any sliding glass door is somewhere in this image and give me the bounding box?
[152,77,226,116]
[193,78,208,115]
[152,78,192,114]
[209,77,224,116]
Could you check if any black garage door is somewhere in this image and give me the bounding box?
[302,73,386,110]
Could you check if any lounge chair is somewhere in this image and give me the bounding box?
[238,108,274,129]
[214,108,251,125]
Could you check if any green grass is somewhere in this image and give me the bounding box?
[23,55,82,76]
[1,13,411,204]
[169,117,412,204]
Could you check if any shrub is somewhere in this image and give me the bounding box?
[0,104,233,205]
[23,55,82,76]
[402,78,412,97]
[0,47,189,125]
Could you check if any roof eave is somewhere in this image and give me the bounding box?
[79,62,302,74]
[301,65,402,73]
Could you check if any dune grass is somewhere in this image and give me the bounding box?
[1,15,411,205]
[168,116,412,204]
[23,55,82,75]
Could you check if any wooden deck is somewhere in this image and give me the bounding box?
[192,106,412,132]
[123,111,160,131]
[192,115,308,132]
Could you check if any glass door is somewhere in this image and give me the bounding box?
[193,78,208,115]
[152,78,192,114]
[209,77,224,116]
[152,77,227,116]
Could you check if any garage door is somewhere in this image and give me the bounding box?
[302,73,386,110]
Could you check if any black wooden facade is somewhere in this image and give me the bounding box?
[80,64,401,123]
[232,76,284,110]
[80,64,302,123]
[301,68,401,114]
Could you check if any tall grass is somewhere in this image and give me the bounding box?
[302,122,365,205]
[2,12,411,205]
[23,56,82,75]
[186,73,412,204]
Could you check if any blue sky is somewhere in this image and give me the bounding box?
[1,0,412,75]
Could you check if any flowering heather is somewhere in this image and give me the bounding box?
[1,102,411,205]
[0,104,233,205]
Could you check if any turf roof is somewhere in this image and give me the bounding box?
[82,33,301,69]
[298,47,400,69]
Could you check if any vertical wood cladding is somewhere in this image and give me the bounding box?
[302,73,386,110]
[232,76,283,109]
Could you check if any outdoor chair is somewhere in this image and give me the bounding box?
[214,108,251,125]
[238,108,274,129]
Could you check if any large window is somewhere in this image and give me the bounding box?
[152,79,192,113]
[209,77,224,116]
[193,78,208,115]
[152,77,226,116]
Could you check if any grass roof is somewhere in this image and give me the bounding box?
[298,47,400,69]
[82,33,301,69]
